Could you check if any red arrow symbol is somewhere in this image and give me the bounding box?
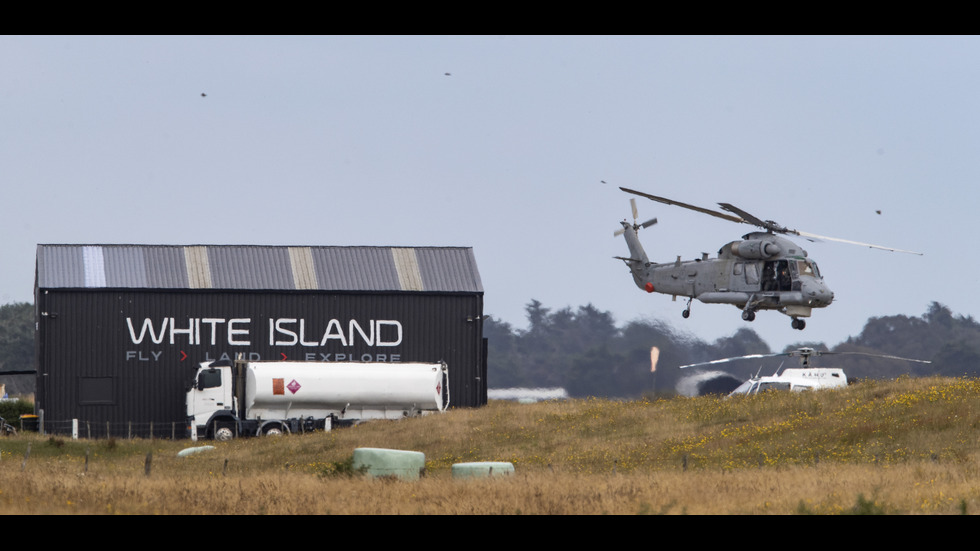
[281,352,288,360]
[180,350,187,361]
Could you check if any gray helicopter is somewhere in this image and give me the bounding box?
[614,187,922,330]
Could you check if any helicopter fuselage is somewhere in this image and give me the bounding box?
[728,367,848,396]
[619,223,834,329]
[613,185,917,330]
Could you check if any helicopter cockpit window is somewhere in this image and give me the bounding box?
[796,260,817,276]
[758,382,791,393]
[730,380,754,395]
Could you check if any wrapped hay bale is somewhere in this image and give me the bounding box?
[352,447,426,480]
[451,461,515,479]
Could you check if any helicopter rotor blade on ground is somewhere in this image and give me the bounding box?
[679,353,783,369]
[679,348,931,370]
[820,351,932,363]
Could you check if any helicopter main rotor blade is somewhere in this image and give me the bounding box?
[822,351,932,363]
[679,353,784,369]
[680,349,932,370]
[794,230,924,255]
[621,186,923,255]
[718,201,923,255]
[718,203,791,233]
[620,187,744,224]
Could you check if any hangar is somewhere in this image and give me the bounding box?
[34,244,486,437]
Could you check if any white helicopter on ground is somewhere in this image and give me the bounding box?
[679,347,931,397]
[614,187,922,330]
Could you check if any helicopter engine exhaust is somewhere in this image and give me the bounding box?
[730,239,781,259]
[676,370,743,397]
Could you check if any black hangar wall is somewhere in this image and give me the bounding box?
[35,244,486,437]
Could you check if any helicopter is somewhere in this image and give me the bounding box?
[678,347,931,396]
[614,187,922,330]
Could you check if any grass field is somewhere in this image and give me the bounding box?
[1,375,979,514]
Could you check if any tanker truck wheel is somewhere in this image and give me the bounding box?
[213,423,235,442]
[262,424,285,436]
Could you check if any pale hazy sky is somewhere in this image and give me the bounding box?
[2,36,976,352]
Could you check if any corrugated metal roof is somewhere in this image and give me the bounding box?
[36,244,483,293]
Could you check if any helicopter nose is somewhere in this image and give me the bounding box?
[816,286,834,306]
[805,282,834,306]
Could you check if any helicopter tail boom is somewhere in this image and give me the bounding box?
[619,221,651,267]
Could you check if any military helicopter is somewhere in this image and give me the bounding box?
[679,347,931,396]
[614,187,922,330]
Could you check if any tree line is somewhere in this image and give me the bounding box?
[486,300,980,398]
[2,300,979,399]
[0,302,34,396]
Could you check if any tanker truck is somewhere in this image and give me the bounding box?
[186,358,449,441]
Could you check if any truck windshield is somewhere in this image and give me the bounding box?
[197,368,222,390]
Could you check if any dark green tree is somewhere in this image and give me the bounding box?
[838,302,980,379]
[0,302,35,396]
[484,299,980,398]
[709,327,771,360]
[565,345,632,397]
[931,339,980,377]
[484,316,526,388]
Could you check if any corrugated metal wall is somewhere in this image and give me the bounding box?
[36,245,484,294]
[36,289,486,437]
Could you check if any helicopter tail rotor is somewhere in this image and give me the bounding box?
[615,198,658,236]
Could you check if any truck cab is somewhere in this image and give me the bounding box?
[186,361,237,440]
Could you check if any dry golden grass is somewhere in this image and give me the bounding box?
[1,375,979,514]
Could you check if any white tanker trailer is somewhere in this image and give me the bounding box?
[187,358,449,441]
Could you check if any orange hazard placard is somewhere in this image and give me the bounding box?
[272,378,285,395]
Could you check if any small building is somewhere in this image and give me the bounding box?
[34,244,486,437]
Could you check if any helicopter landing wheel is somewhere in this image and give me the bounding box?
[792,318,806,330]
[682,298,693,319]
[742,310,756,322]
